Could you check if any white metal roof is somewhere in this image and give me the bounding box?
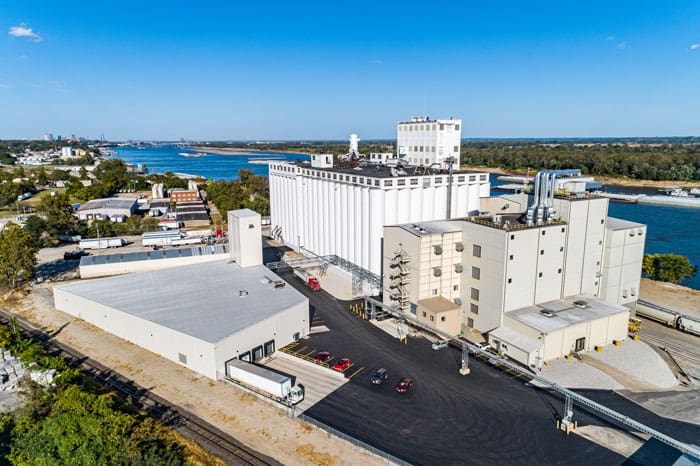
[489,326,542,353]
[606,216,645,231]
[56,260,307,344]
[77,197,137,212]
[505,295,628,334]
[396,220,462,237]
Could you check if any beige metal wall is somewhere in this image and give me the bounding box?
[600,225,646,308]
[79,253,228,279]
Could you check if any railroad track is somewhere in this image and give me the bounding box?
[0,310,278,466]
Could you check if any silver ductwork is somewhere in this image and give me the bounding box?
[527,169,582,224]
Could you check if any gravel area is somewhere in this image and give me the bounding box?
[586,340,678,389]
[640,278,700,318]
[538,358,623,390]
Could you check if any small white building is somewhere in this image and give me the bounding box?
[76,198,138,222]
[397,116,462,168]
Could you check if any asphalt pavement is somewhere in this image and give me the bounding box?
[276,269,700,466]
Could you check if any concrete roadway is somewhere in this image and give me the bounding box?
[276,270,700,465]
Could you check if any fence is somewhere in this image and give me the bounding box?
[297,413,413,466]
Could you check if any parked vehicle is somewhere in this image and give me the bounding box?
[636,300,700,336]
[78,238,126,249]
[371,368,388,385]
[64,249,88,261]
[432,340,449,350]
[313,352,332,363]
[395,377,414,393]
[141,230,183,247]
[332,358,351,372]
[226,359,304,405]
[294,268,321,291]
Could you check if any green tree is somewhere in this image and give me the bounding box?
[0,223,38,289]
[23,215,50,247]
[36,192,78,242]
[642,253,698,284]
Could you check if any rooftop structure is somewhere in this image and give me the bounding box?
[397,116,462,169]
[76,197,138,222]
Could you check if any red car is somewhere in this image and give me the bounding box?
[332,358,351,372]
[313,352,332,363]
[395,377,414,393]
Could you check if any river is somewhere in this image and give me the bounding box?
[111,146,699,290]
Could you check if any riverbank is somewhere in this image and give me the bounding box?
[190,146,315,157]
[639,278,700,316]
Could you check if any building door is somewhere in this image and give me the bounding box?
[575,337,585,352]
[264,340,275,356]
[467,318,474,328]
[252,345,264,362]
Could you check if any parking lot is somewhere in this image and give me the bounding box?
[275,268,700,465]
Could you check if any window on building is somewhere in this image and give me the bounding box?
[455,124,460,130]
[397,179,406,186]
[454,297,462,306]
[473,244,482,257]
[432,288,438,295]
[431,146,436,152]
[453,284,459,291]
[439,124,444,130]
[470,303,479,314]
[455,264,463,273]
[509,254,514,260]
[542,230,546,236]
[410,178,419,185]
[422,311,427,317]
[458,176,465,182]
[430,315,434,322]
[472,266,480,280]
[419,146,424,152]
[455,242,464,252]
[507,278,512,284]
[510,234,515,240]
[470,288,479,301]
[384,180,392,186]
[433,267,442,277]
[454,146,459,153]
[561,227,565,233]
[375,180,380,186]
[435,177,442,184]
[434,245,443,255]
[441,316,446,322]
[540,250,544,255]
[560,246,564,252]
[413,146,418,151]
[600,219,605,224]
[538,272,543,278]
[558,268,562,274]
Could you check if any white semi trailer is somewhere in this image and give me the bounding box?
[78,238,126,249]
[226,359,304,405]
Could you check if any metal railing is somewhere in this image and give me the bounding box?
[298,413,413,466]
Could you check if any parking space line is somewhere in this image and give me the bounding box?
[341,363,354,373]
[295,346,308,353]
[303,349,316,356]
[346,367,365,380]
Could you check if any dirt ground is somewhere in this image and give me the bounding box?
[639,278,700,316]
[6,286,384,466]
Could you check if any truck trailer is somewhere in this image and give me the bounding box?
[293,268,321,291]
[78,238,126,249]
[141,230,183,247]
[225,359,304,405]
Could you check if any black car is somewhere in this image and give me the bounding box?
[64,249,87,261]
[371,368,388,385]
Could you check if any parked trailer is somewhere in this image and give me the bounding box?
[170,237,204,247]
[293,268,321,291]
[141,230,183,247]
[636,302,680,327]
[78,238,126,249]
[678,314,700,337]
[225,359,304,405]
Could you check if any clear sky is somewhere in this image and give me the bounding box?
[1,1,699,140]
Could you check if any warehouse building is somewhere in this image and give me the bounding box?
[54,210,309,380]
[381,170,645,367]
[76,197,138,222]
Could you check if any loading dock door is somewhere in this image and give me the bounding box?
[239,351,251,362]
[575,337,585,352]
[264,340,275,356]
[252,345,264,362]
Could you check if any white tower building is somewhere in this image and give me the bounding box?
[228,209,263,268]
[397,117,462,169]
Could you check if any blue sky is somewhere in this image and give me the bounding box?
[1,1,699,140]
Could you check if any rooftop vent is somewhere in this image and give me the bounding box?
[573,300,588,308]
[540,309,555,317]
[239,290,249,297]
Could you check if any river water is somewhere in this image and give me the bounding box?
[112,145,699,290]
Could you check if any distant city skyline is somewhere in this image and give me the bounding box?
[1,1,699,140]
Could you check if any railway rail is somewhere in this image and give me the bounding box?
[0,310,278,466]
